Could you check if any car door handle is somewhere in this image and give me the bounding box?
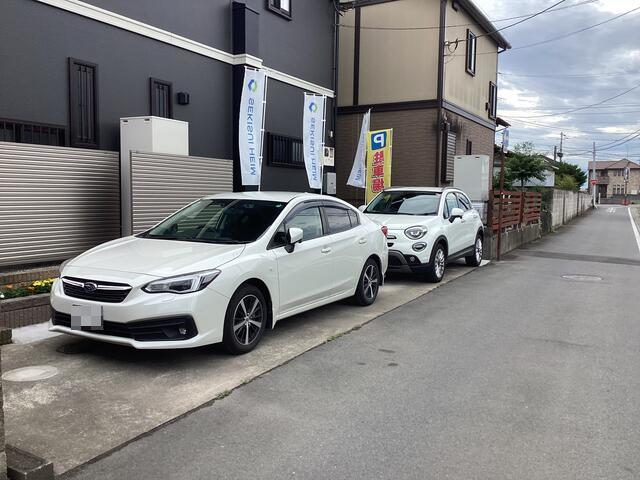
[321,247,332,254]
[358,239,367,245]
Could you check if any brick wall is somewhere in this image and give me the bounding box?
[336,108,440,205]
[442,109,495,191]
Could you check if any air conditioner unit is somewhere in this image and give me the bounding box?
[120,116,189,236]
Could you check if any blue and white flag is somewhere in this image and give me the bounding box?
[347,109,371,188]
[239,68,267,186]
[303,93,326,190]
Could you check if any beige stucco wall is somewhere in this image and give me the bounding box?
[443,1,498,119]
[357,0,440,105]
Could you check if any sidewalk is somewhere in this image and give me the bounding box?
[2,262,484,476]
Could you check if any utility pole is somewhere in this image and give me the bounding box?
[553,145,557,163]
[558,132,566,162]
[592,141,597,207]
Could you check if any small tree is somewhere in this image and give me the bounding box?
[555,173,579,191]
[555,162,587,187]
[505,143,547,190]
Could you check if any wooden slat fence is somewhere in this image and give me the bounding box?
[491,190,542,232]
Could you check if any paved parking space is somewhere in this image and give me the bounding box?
[2,262,481,475]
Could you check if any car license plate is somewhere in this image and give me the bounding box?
[70,304,103,330]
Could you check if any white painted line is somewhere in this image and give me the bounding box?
[628,207,640,256]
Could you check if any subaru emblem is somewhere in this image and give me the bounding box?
[84,282,98,293]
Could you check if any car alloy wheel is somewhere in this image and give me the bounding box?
[475,237,483,264]
[362,263,379,301]
[232,294,263,346]
[434,248,446,279]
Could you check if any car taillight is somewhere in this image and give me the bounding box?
[381,225,388,237]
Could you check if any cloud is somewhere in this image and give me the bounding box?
[471,0,640,165]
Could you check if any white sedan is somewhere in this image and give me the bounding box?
[362,187,484,282]
[50,192,388,354]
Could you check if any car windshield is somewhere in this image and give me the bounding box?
[139,199,287,244]
[365,191,441,216]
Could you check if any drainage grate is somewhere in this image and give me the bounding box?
[561,274,602,282]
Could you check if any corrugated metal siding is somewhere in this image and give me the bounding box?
[130,151,233,233]
[0,141,120,267]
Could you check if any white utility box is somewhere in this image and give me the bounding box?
[453,154,490,202]
[120,116,189,235]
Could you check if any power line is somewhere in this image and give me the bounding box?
[518,80,640,118]
[450,4,640,55]
[474,0,567,40]
[510,5,640,51]
[339,0,594,31]
[499,71,634,78]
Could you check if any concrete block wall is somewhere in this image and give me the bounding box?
[551,189,592,228]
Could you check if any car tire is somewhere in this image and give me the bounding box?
[425,243,446,283]
[465,234,483,267]
[222,284,267,355]
[354,258,381,306]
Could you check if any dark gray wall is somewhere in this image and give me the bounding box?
[0,0,336,192]
[261,81,334,192]
[0,0,233,159]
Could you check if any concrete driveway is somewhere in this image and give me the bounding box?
[1,262,481,476]
[64,207,640,480]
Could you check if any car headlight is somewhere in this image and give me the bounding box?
[404,226,427,240]
[143,270,221,294]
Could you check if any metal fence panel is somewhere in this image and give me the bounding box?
[0,141,120,268]
[130,151,233,234]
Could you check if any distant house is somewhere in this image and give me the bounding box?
[335,0,510,204]
[588,159,640,201]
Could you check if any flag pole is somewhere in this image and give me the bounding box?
[320,95,327,196]
[257,68,268,192]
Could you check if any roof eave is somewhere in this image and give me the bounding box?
[456,0,511,50]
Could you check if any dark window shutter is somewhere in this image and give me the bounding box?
[150,78,173,118]
[441,129,457,183]
[267,133,305,168]
[69,58,99,148]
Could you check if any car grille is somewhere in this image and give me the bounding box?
[51,310,198,342]
[62,276,131,303]
[388,255,403,267]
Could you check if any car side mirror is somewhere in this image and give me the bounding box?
[358,205,366,212]
[450,207,464,223]
[285,227,303,252]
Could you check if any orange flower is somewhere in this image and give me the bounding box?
[5,285,13,289]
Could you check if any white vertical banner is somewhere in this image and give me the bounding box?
[303,93,326,191]
[347,109,371,188]
[239,67,267,186]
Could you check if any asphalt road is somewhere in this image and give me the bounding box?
[69,207,640,480]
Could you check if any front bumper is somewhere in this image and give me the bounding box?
[49,278,228,349]
[387,250,432,274]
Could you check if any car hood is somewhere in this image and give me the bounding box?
[365,213,437,230]
[65,236,246,279]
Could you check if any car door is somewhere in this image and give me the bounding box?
[271,204,334,314]
[455,192,479,249]
[442,192,465,254]
[321,204,363,295]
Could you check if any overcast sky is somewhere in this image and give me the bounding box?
[470,0,640,171]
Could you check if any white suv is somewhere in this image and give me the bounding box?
[362,187,484,282]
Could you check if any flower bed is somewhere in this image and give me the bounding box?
[0,278,56,329]
[0,278,56,299]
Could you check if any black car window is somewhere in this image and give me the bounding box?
[365,191,441,216]
[272,206,324,247]
[140,199,286,244]
[325,206,353,234]
[456,193,472,211]
[348,210,360,227]
[443,193,459,219]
